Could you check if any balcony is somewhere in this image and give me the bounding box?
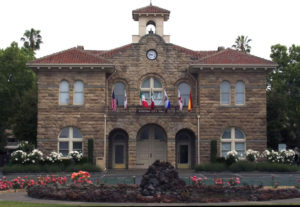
[106,105,196,116]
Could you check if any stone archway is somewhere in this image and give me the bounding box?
[136,124,167,169]
[175,129,196,169]
[108,129,128,169]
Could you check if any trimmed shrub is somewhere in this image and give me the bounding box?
[225,150,239,166]
[210,140,217,163]
[88,139,94,164]
[255,162,299,172]
[195,163,227,172]
[229,161,256,172]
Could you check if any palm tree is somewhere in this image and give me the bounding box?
[20,28,43,52]
[232,35,252,54]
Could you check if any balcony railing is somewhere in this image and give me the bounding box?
[107,105,195,115]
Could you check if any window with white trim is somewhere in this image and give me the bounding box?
[178,82,190,106]
[220,81,230,105]
[114,82,125,106]
[59,80,69,105]
[221,127,245,157]
[140,77,163,105]
[235,81,245,105]
[58,127,83,156]
[74,81,84,105]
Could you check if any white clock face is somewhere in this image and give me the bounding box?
[147,50,157,60]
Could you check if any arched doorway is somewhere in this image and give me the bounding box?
[176,129,196,169]
[108,129,128,169]
[136,124,167,169]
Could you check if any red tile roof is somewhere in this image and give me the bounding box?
[172,44,218,59]
[132,5,170,21]
[30,47,111,64]
[87,44,133,58]
[194,48,275,65]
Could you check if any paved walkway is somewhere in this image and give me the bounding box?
[0,191,300,206]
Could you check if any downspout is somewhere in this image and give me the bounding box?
[197,115,200,164]
[104,114,107,171]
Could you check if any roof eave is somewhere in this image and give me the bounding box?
[189,63,278,73]
[27,63,115,73]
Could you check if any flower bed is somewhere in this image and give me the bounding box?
[26,183,300,203]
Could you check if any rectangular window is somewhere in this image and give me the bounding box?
[221,93,230,105]
[153,91,162,105]
[236,93,244,105]
[59,142,69,156]
[74,92,84,105]
[73,142,82,153]
[60,93,69,105]
[235,142,245,157]
[221,143,231,157]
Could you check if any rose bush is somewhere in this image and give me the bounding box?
[245,149,260,162]
[225,150,239,165]
[10,150,27,164]
[69,151,83,163]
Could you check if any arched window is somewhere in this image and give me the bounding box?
[221,127,245,157]
[178,82,190,106]
[59,80,69,105]
[220,81,230,105]
[58,127,83,156]
[146,20,156,34]
[141,77,163,105]
[114,82,125,106]
[235,81,245,105]
[74,81,84,105]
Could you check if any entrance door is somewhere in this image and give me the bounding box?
[113,143,125,169]
[136,125,167,169]
[176,129,195,169]
[177,144,190,168]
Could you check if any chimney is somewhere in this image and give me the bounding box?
[218,46,225,51]
[77,45,84,50]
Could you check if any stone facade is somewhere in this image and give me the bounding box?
[29,4,276,169]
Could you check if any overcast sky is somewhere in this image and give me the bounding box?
[1,0,299,60]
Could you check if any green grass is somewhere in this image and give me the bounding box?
[0,201,107,207]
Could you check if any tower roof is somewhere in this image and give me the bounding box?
[132,4,170,21]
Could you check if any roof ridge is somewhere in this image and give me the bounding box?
[198,48,229,61]
[133,4,170,13]
[76,47,111,63]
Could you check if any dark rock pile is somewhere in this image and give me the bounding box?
[140,160,186,196]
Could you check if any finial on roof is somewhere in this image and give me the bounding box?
[150,0,152,6]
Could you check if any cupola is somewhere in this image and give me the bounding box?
[132,3,170,43]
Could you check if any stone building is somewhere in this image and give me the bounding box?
[28,4,277,169]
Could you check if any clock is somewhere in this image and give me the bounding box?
[146,49,157,60]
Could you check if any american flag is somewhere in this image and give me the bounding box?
[111,90,117,111]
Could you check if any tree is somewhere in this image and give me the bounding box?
[0,42,36,149]
[20,28,43,52]
[232,35,252,54]
[267,44,300,149]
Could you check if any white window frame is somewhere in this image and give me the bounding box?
[220,81,231,105]
[235,81,245,105]
[114,82,126,106]
[178,82,190,106]
[220,127,246,157]
[59,80,69,105]
[140,77,163,106]
[58,127,83,156]
[73,80,84,105]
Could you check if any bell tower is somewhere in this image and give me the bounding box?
[132,3,170,43]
